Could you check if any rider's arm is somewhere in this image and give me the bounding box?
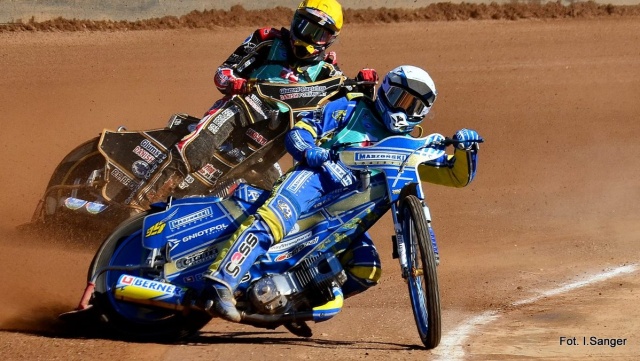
[214,28,280,94]
[284,98,352,162]
[316,61,343,80]
[418,148,478,188]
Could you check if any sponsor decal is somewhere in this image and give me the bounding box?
[178,174,195,190]
[132,160,150,178]
[167,238,180,251]
[182,274,205,283]
[140,139,163,158]
[168,207,213,230]
[237,57,255,72]
[110,168,136,188]
[244,94,269,119]
[327,162,352,186]
[276,199,293,219]
[286,169,312,193]
[288,132,308,153]
[274,236,320,262]
[179,224,228,243]
[224,233,259,278]
[279,85,327,100]
[207,106,238,134]
[270,230,313,252]
[355,152,406,162]
[247,189,261,202]
[175,247,219,270]
[146,221,166,237]
[118,275,180,295]
[133,145,157,163]
[246,128,269,146]
[331,110,347,121]
[197,164,223,182]
[123,180,144,205]
[225,147,246,163]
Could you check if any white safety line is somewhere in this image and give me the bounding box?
[433,264,638,361]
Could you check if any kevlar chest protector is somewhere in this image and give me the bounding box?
[321,99,389,150]
[249,37,327,86]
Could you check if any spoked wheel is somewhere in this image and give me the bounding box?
[35,137,132,231]
[400,195,441,349]
[89,212,212,341]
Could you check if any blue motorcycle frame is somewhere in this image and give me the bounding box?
[66,133,449,349]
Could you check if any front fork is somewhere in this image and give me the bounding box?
[391,199,439,280]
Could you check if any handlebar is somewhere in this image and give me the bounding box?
[330,136,485,158]
[443,137,485,148]
[245,77,376,94]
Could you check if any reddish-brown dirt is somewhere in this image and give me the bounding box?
[1,5,639,361]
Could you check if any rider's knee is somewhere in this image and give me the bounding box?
[256,192,301,243]
[341,267,381,298]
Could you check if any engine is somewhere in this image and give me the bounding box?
[248,252,347,314]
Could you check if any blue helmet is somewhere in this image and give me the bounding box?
[375,65,437,134]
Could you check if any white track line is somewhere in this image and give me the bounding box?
[433,264,638,361]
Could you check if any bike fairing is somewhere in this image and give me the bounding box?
[72,128,456,347]
[104,132,448,320]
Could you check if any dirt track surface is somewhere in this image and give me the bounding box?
[1,7,640,361]
[2,2,640,31]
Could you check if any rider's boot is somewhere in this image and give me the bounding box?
[201,216,273,322]
[311,285,344,322]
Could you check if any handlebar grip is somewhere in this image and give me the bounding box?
[444,137,485,146]
[343,78,376,88]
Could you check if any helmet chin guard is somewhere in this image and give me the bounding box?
[289,0,343,60]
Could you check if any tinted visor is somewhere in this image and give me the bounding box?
[384,86,433,118]
[291,14,334,46]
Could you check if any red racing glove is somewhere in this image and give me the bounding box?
[324,51,338,65]
[356,68,379,84]
[228,77,247,94]
[215,68,248,95]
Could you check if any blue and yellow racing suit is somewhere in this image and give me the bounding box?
[203,94,479,308]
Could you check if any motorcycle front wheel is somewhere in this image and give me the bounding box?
[400,195,441,349]
[89,212,212,341]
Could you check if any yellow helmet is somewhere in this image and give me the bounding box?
[290,0,343,59]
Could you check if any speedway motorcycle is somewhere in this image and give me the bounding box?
[27,76,364,232]
[60,133,477,349]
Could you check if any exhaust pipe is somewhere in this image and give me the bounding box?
[113,274,322,327]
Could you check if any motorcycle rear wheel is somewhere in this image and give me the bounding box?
[400,195,441,349]
[89,211,212,341]
[36,137,132,230]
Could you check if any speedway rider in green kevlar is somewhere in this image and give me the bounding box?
[146,0,378,206]
[200,65,483,322]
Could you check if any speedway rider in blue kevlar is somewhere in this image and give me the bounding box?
[147,0,378,205]
[200,65,483,322]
